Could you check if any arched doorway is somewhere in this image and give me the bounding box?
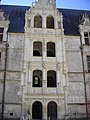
[47,101,57,120]
[32,101,42,119]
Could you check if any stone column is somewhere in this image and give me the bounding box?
[29,103,32,119]
[43,102,47,119]
[28,69,32,93]
[42,68,47,94]
[56,40,62,62]
[43,68,47,85]
[3,27,9,41]
[42,15,46,28]
[28,69,32,83]
[42,39,47,92]
[29,39,33,62]
[57,104,61,119]
[42,38,46,61]
[81,31,85,44]
[31,15,34,28]
[55,18,58,29]
[56,63,61,94]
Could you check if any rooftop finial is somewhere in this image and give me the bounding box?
[32,0,38,7]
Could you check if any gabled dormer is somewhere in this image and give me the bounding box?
[79,14,90,45]
[25,0,63,31]
[0,9,10,42]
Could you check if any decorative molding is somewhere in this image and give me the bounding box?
[31,0,56,10]
[80,14,90,26]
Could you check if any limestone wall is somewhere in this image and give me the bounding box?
[0,33,24,118]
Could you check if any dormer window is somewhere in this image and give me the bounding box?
[0,28,4,42]
[84,32,90,45]
[34,15,42,28]
[46,16,54,29]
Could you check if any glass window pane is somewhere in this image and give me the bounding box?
[85,38,89,45]
[87,56,90,61]
[84,32,88,37]
[0,28,4,33]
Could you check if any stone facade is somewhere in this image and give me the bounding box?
[0,0,90,119]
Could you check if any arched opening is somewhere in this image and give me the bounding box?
[47,70,56,87]
[34,15,42,28]
[33,41,42,56]
[47,101,57,120]
[33,70,42,87]
[32,101,42,119]
[46,16,54,29]
[47,42,55,57]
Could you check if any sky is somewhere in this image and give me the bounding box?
[1,0,90,10]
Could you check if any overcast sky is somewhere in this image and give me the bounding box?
[1,0,90,10]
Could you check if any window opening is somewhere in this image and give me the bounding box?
[47,42,55,57]
[33,70,42,87]
[84,32,90,45]
[47,101,57,119]
[47,70,56,87]
[58,21,61,29]
[10,113,13,116]
[33,41,42,56]
[0,28,4,42]
[0,52,1,61]
[32,101,42,119]
[87,56,90,73]
[34,15,42,28]
[46,16,54,29]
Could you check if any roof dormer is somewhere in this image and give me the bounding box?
[25,0,63,31]
[79,14,90,31]
[79,14,90,45]
[0,8,10,42]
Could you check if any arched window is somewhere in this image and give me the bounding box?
[32,101,42,119]
[46,16,54,29]
[47,42,55,57]
[47,101,57,119]
[47,70,56,87]
[34,15,42,28]
[33,70,42,87]
[33,41,42,56]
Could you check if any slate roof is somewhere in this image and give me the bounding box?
[1,5,90,35]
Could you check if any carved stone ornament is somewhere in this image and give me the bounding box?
[32,0,56,10]
[80,14,90,26]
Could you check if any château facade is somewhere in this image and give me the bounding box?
[0,0,90,119]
